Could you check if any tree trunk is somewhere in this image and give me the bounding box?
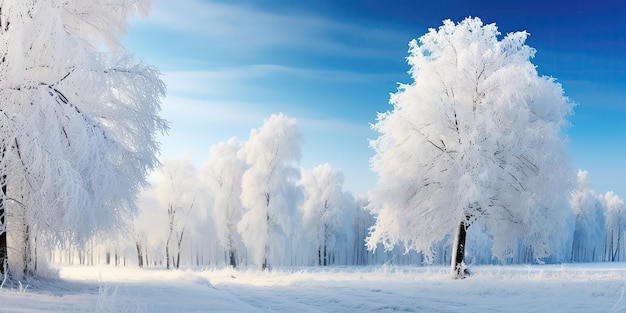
[229,249,237,268]
[323,226,328,266]
[451,220,468,278]
[166,204,175,270]
[0,173,6,276]
[0,145,6,276]
[263,193,270,271]
[318,247,322,266]
[262,243,269,271]
[24,224,34,276]
[612,229,620,262]
[144,245,149,267]
[175,229,185,269]
[136,242,143,267]
[165,241,171,270]
[0,197,9,276]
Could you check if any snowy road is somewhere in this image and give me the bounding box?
[210,265,626,313]
[0,264,625,312]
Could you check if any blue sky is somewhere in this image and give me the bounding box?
[125,0,626,197]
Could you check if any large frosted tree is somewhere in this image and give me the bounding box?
[238,113,302,270]
[0,0,166,276]
[367,17,574,277]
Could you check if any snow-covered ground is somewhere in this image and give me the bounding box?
[1,263,625,312]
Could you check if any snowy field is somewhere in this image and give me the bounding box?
[1,263,625,312]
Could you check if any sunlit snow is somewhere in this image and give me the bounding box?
[1,264,625,312]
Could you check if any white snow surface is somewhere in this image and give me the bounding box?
[1,263,625,312]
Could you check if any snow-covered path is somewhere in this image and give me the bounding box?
[1,267,260,312]
[209,265,626,312]
[0,264,625,312]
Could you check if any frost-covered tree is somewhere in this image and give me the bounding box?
[570,170,605,262]
[156,158,199,269]
[0,1,166,275]
[601,191,626,261]
[238,113,302,270]
[367,17,574,277]
[352,197,375,265]
[199,138,247,268]
[300,164,352,266]
[132,186,168,268]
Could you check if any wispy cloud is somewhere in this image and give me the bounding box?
[136,0,409,60]
[156,95,274,163]
[161,95,271,126]
[162,65,400,98]
[161,92,374,137]
[130,0,403,194]
[132,0,408,127]
[238,65,401,83]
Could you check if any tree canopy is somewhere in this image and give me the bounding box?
[238,113,303,269]
[0,0,167,275]
[367,17,574,275]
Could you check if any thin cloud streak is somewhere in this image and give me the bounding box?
[161,96,272,126]
[136,0,409,59]
[162,66,400,97]
[162,94,374,138]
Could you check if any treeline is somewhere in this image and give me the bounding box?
[570,170,626,262]
[42,115,626,270]
[45,113,422,269]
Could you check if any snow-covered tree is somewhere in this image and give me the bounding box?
[601,191,626,261]
[352,197,375,265]
[238,113,302,270]
[0,0,166,275]
[199,137,247,268]
[300,164,352,266]
[570,170,605,262]
[132,185,168,268]
[367,17,574,277]
[155,158,200,269]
